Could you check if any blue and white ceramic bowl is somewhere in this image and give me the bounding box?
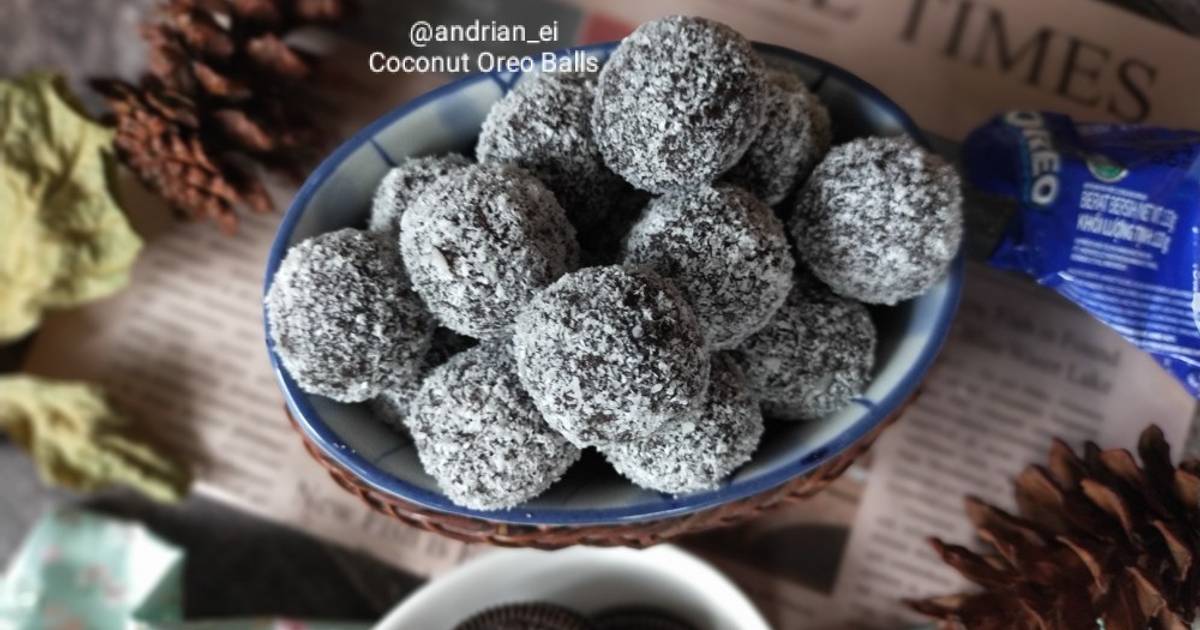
[265,42,964,526]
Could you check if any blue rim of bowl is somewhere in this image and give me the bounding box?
[264,41,966,526]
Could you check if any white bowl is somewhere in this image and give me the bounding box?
[373,545,770,630]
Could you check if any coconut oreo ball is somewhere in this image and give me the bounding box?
[477,71,628,233]
[724,69,832,206]
[603,353,764,495]
[513,266,710,448]
[592,16,767,193]
[734,273,876,421]
[406,343,580,511]
[624,185,794,349]
[400,163,579,338]
[792,136,963,305]
[266,228,434,403]
[368,154,471,234]
[370,327,477,429]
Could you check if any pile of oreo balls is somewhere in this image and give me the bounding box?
[266,16,963,511]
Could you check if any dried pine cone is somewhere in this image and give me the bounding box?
[908,425,1200,630]
[96,0,353,232]
[92,78,272,234]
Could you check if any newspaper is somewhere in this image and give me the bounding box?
[566,0,1200,137]
[17,0,1200,627]
[686,265,1195,628]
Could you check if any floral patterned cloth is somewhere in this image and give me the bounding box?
[0,508,369,630]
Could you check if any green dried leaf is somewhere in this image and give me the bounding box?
[0,376,190,503]
[0,73,142,342]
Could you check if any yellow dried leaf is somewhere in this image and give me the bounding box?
[0,376,190,503]
[0,73,142,342]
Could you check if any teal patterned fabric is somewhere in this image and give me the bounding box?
[0,509,369,630]
[0,508,183,629]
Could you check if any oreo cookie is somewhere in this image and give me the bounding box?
[592,607,697,630]
[454,602,595,630]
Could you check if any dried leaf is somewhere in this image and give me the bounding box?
[0,376,190,502]
[0,73,142,342]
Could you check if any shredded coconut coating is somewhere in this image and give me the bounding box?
[592,15,767,193]
[623,185,794,349]
[477,71,629,234]
[370,327,478,429]
[513,266,710,448]
[406,342,580,511]
[724,69,832,206]
[602,353,763,494]
[266,228,434,403]
[733,272,876,421]
[369,376,420,433]
[791,136,963,305]
[368,154,471,234]
[399,163,580,338]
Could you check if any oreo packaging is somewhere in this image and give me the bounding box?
[966,111,1200,396]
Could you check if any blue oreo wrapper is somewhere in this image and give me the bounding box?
[965,111,1200,396]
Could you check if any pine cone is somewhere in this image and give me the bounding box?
[96,0,353,232]
[92,78,271,234]
[908,425,1200,630]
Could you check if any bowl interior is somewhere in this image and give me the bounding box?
[266,43,963,526]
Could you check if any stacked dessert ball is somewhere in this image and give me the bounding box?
[266,16,963,511]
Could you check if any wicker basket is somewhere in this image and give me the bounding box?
[289,390,913,549]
